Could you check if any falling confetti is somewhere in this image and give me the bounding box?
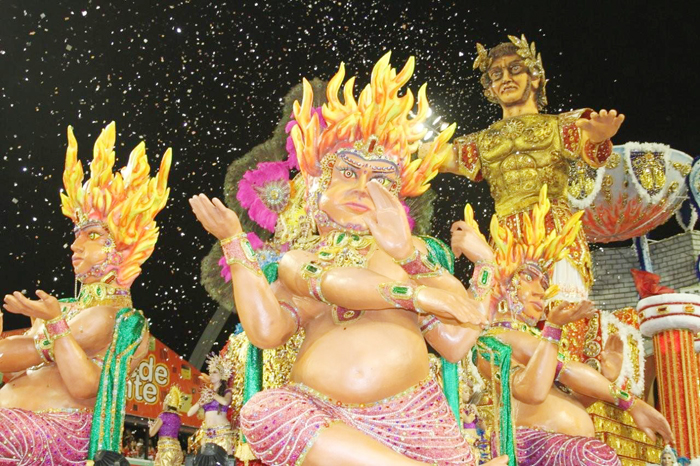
[0,1,697,360]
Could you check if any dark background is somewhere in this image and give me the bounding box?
[1,1,697,364]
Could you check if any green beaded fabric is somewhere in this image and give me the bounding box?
[88,307,148,459]
[474,335,516,466]
[418,236,461,424]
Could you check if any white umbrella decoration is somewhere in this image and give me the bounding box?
[568,142,692,243]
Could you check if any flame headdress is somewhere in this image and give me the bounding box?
[290,52,455,198]
[60,122,172,288]
[464,185,583,306]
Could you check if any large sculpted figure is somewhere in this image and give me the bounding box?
[190,54,508,466]
[0,123,171,463]
[439,35,625,303]
[452,187,673,466]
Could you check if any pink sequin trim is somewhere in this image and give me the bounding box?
[515,426,620,465]
[240,379,474,466]
[0,408,92,465]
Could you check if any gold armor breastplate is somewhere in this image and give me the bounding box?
[478,114,570,217]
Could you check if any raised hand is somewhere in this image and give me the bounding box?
[575,109,625,144]
[630,399,674,444]
[189,194,242,240]
[546,300,596,327]
[362,181,414,260]
[414,286,488,329]
[600,333,624,382]
[450,220,494,263]
[3,290,61,321]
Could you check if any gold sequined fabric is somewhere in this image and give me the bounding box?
[154,437,184,466]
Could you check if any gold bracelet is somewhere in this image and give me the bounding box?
[220,233,262,276]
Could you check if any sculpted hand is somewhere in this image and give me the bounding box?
[450,220,494,263]
[3,290,61,321]
[363,181,413,260]
[189,194,242,240]
[630,399,674,444]
[546,299,595,327]
[600,333,624,382]
[575,109,625,144]
[415,287,488,328]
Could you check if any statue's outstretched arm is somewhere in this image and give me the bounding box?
[189,194,298,349]
[2,291,114,399]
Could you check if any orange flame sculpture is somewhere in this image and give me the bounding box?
[60,122,172,287]
[464,185,584,301]
[290,52,455,197]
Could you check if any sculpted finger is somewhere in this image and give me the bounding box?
[641,427,656,443]
[451,221,468,233]
[599,109,608,118]
[609,109,617,118]
[211,197,229,213]
[367,181,395,210]
[362,212,379,235]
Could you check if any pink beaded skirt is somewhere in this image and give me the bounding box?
[240,378,475,466]
[515,426,621,465]
[0,407,92,465]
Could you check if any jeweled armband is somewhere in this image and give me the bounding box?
[300,262,331,305]
[609,383,636,411]
[45,314,71,340]
[541,322,563,345]
[34,333,54,364]
[378,282,426,314]
[394,249,443,279]
[220,233,262,276]
[280,301,301,332]
[469,260,496,301]
[419,315,440,334]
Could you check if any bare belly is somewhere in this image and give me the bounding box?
[291,310,430,404]
[0,365,95,411]
[514,385,595,437]
[204,411,230,427]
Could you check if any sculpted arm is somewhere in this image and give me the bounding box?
[493,330,560,405]
[412,240,487,361]
[557,361,673,443]
[0,318,44,373]
[189,194,297,349]
[278,250,486,328]
[2,291,116,399]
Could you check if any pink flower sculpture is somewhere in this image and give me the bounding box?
[237,161,291,232]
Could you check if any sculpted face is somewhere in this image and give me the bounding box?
[513,267,547,326]
[71,224,112,283]
[487,54,539,109]
[318,151,399,231]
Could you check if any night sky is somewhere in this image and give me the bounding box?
[1,1,697,365]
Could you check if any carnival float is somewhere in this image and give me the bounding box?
[1,33,698,466]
